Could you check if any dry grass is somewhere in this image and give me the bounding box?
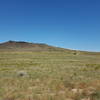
[0,51,100,100]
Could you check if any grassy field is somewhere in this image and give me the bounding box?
[0,51,100,100]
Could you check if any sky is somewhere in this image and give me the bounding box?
[0,0,100,51]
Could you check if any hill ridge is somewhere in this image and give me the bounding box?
[0,41,100,55]
[0,40,67,52]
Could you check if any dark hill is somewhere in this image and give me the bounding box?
[0,41,100,55]
[0,40,67,52]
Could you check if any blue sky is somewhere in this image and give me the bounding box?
[0,0,100,51]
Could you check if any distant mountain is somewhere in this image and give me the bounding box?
[0,40,68,52]
[0,41,100,55]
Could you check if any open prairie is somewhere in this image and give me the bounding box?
[0,0,100,99]
[0,46,100,100]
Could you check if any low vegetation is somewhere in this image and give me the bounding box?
[0,41,100,100]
